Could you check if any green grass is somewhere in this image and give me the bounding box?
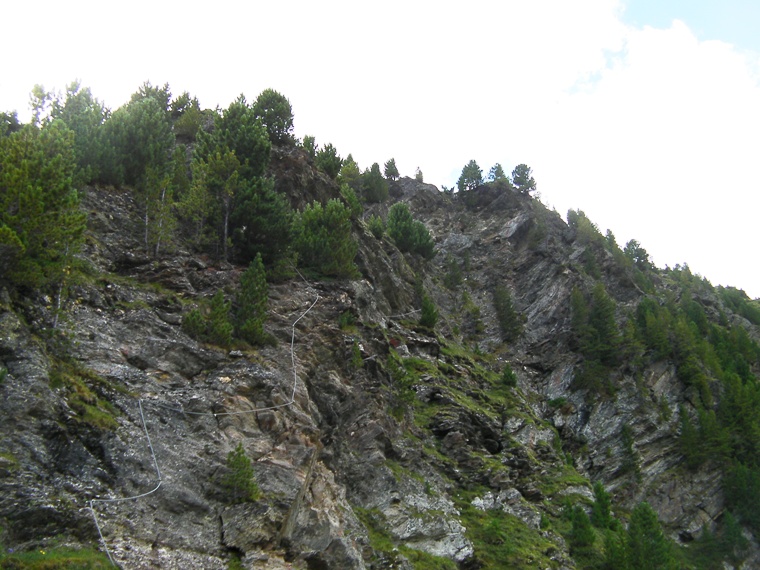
[49,359,120,431]
[0,546,111,569]
[457,499,563,569]
[353,507,459,570]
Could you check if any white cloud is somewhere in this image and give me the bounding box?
[1,0,759,296]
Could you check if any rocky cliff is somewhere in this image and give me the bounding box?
[1,147,758,569]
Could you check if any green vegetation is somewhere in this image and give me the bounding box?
[493,285,522,342]
[387,203,435,259]
[457,159,483,192]
[362,162,389,203]
[384,158,399,180]
[0,118,86,291]
[487,163,508,183]
[368,214,385,239]
[570,284,621,394]
[49,359,119,430]
[0,546,112,568]
[419,294,439,329]
[183,290,234,348]
[222,442,260,503]
[315,143,342,179]
[511,163,536,194]
[252,88,294,144]
[293,199,358,277]
[234,254,269,345]
[590,481,612,529]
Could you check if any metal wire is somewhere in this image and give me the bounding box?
[88,292,320,566]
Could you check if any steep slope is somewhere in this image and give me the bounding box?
[1,151,759,569]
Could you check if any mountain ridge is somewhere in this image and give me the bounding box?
[1,134,760,568]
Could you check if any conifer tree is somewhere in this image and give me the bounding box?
[231,177,293,265]
[512,163,537,194]
[294,199,357,277]
[362,162,389,203]
[252,88,294,144]
[591,481,612,529]
[626,502,673,569]
[207,290,233,347]
[338,154,362,191]
[50,81,108,186]
[223,443,260,503]
[570,506,595,549]
[493,285,522,342]
[457,159,483,192]
[419,294,439,329]
[315,143,342,179]
[236,253,268,345]
[0,120,86,290]
[488,163,507,182]
[384,158,399,180]
[387,203,434,259]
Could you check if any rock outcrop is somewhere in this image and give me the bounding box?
[1,160,758,568]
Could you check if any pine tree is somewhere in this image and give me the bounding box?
[457,159,483,192]
[384,158,399,180]
[252,88,294,144]
[315,143,342,179]
[207,291,233,347]
[591,481,612,529]
[0,120,86,290]
[626,502,673,570]
[338,154,362,191]
[223,443,260,503]
[362,162,389,203]
[511,163,537,194]
[493,285,522,342]
[488,163,507,182]
[294,199,357,277]
[236,254,268,345]
[419,294,439,329]
[387,203,434,258]
[570,506,595,549]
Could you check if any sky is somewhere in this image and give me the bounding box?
[2,1,759,298]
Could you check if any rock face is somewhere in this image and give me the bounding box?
[0,165,758,568]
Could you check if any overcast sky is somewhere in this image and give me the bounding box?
[2,1,759,298]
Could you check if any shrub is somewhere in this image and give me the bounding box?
[235,253,268,345]
[386,203,434,259]
[501,364,517,387]
[362,162,389,203]
[419,294,439,329]
[223,443,260,503]
[294,199,357,277]
[368,215,385,239]
[183,292,233,347]
[302,135,316,158]
[493,285,522,342]
[443,255,463,290]
[207,291,233,347]
[315,143,342,179]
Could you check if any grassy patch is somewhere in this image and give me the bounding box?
[458,499,562,569]
[354,507,458,570]
[50,359,120,430]
[0,546,112,568]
